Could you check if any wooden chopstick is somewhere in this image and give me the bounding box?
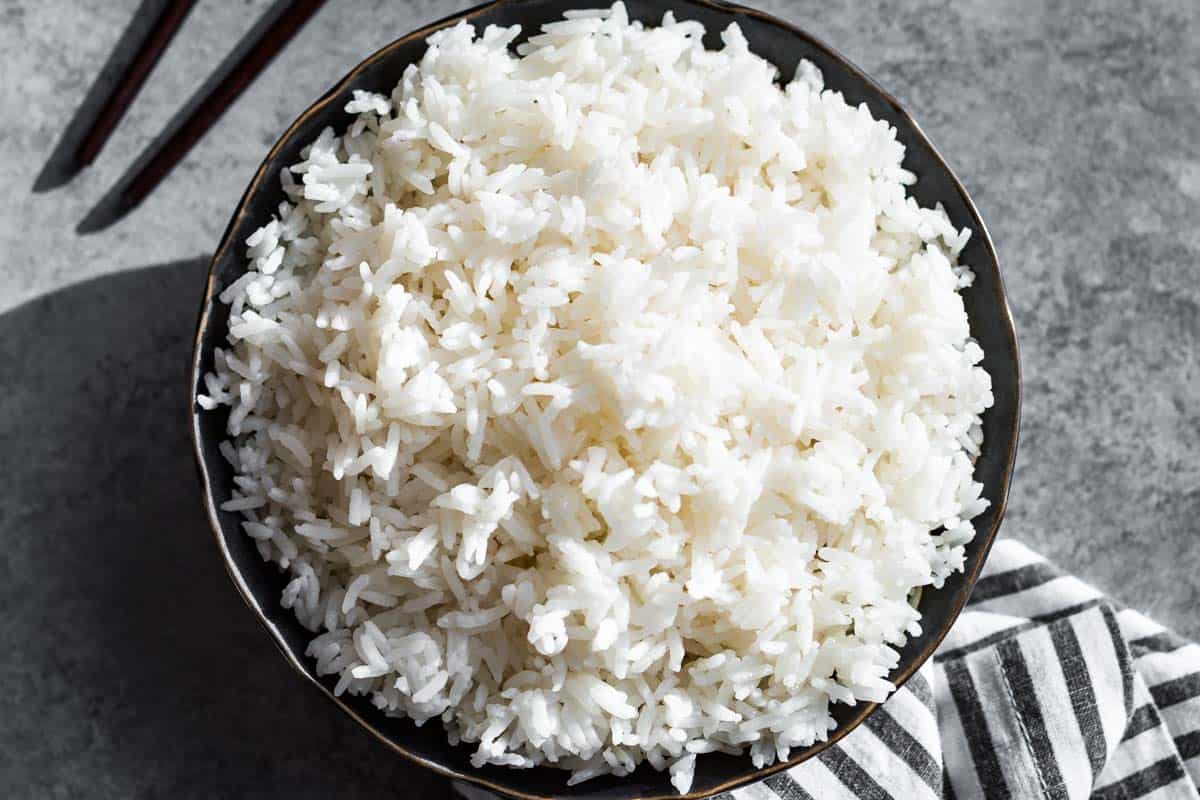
[75,0,199,168]
[118,0,328,217]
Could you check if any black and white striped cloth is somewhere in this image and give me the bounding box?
[725,539,1200,800]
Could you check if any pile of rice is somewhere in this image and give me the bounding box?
[198,4,993,793]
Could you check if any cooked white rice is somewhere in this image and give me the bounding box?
[198,4,993,792]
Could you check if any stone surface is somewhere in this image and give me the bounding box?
[0,0,1197,795]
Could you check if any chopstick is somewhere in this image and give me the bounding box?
[75,0,199,168]
[117,0,328,218]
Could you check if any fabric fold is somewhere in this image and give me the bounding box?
[766,539,1200,800]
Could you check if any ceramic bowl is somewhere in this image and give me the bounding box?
[191,1,1021,797]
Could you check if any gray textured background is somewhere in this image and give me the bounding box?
[1,0,1197,796]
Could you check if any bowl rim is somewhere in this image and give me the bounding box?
[190,0,1021,797]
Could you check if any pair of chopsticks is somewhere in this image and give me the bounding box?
[74,0,327,225]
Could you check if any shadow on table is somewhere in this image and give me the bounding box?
[0,261,450,798]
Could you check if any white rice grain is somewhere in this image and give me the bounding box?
[200,3,993,791]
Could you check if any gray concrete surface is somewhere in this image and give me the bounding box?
[1,0,1197,795]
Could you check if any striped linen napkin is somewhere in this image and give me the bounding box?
[728,538,1200,800]
[454,539,1200,800]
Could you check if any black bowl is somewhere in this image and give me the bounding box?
[191,1,1020,797]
